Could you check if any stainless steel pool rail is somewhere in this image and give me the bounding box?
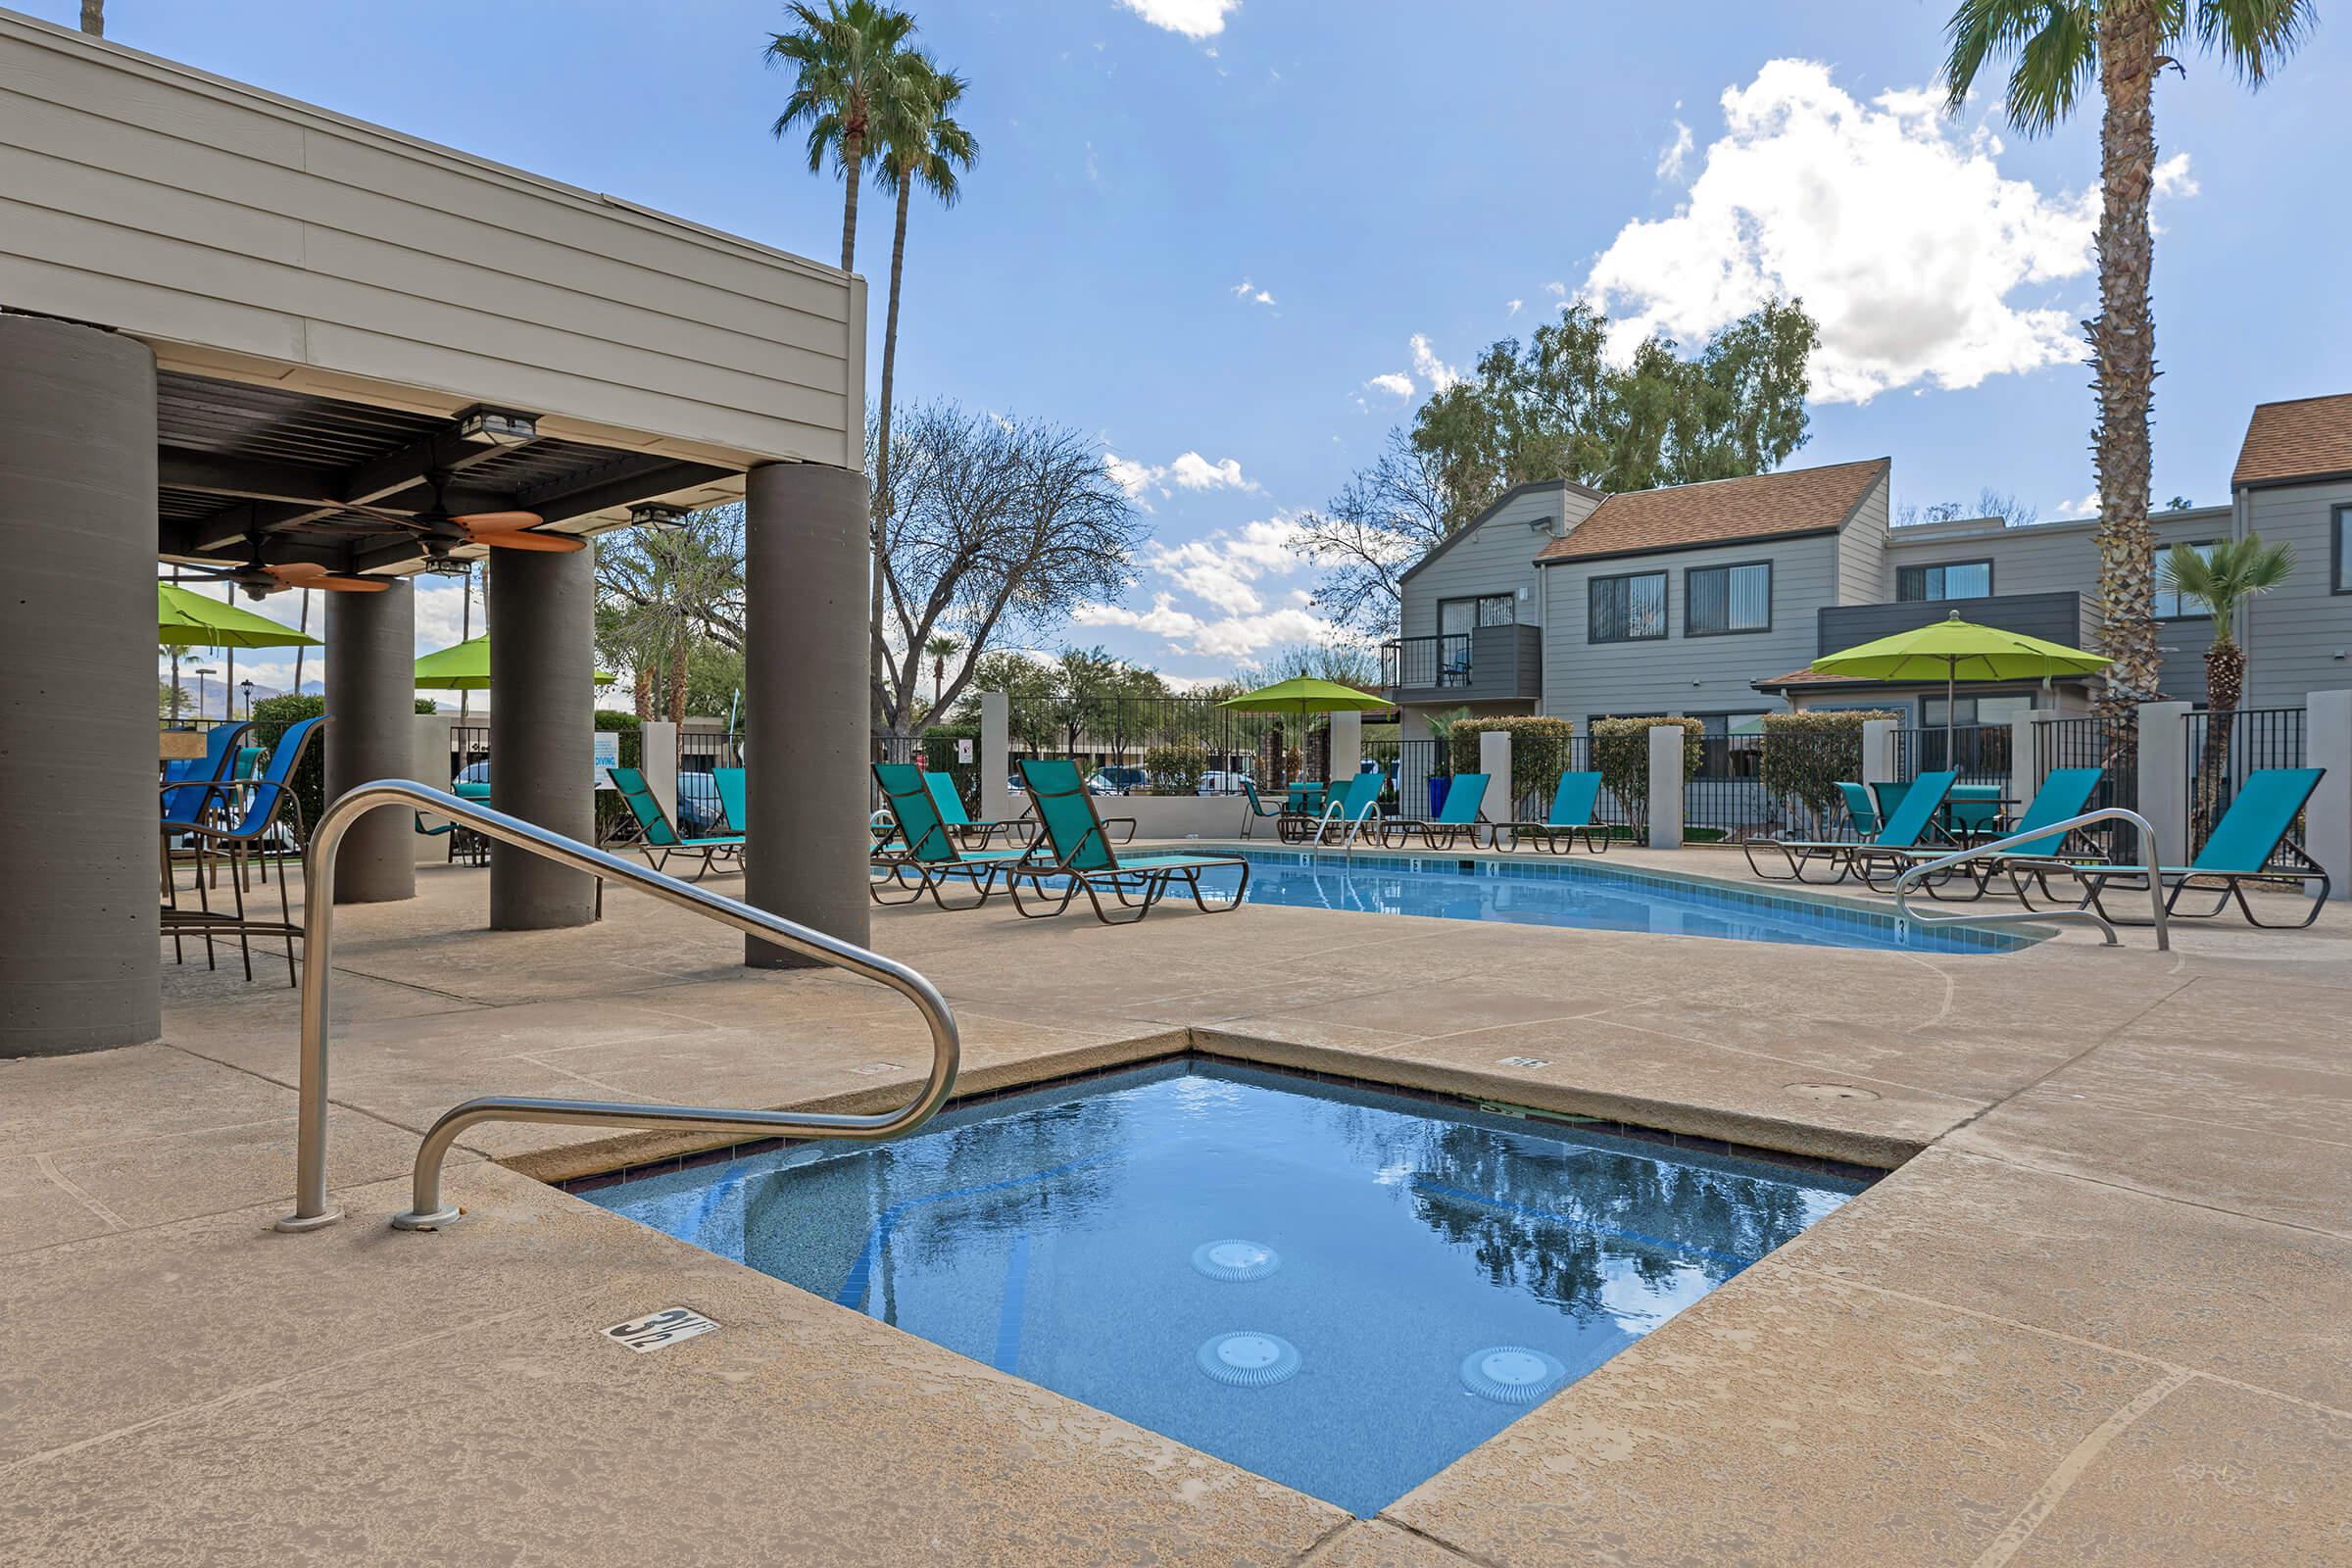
[274,780,960,1234]
[1890,808,2169,952]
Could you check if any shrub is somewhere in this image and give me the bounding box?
[1757,710,1896,833]
[1446,716,1575,804]
[1143,742,1208,795]
[1590,717,1703,834]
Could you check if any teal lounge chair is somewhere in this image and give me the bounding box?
[1744,771,1959,885]
[1496,770,1611,855]
[1377,773,1494,851]
[1006,759,1249,924]
[922,769,1032,850]
[1309,772,1386,846]
[870,762,1033,907]
[1890,767,2105,902]
[2055,767,2328,928]
[609,765,742,880]
[713,766,749,834]
[1239,779,1294,841]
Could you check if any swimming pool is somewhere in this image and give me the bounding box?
[1217,850,2025,954]
[583,1061,1865,1515]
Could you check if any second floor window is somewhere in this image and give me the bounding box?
[1438,594,1515,639]
[2334,506,2352,594]
[1686,562,1771,635]
[2154,542,2215,618]
[1589,571,1667,643]
[1897,560,1992,601]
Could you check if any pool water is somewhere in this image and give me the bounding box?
[585,1061,1864,1515]
[1221,852,2023,953]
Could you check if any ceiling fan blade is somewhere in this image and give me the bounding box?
[478,531,584,554]
[262,563,388,593]
[454,510,544,534]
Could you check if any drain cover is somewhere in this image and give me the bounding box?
[1192,1239,1281,1282]
[1496,1056,1551,1069]
[1459,1346,1567,1404]
[1199,1331,1300,1387]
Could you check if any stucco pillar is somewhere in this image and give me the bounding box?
[979,691,1012,821]
[640,720,680,828]
[2136,701,2194,868]
[324,579,416,904]
[489,544,595,927]
[1646,724,1685,850]
[2010,710,2050,822]
[744,462,871,965]
[1478,729,1512,826]
[1859,718,1898,791]
[1330,710,1363,782]
[411,711,456,864]
[0,316,159,1054]
[2303,689,2351,900]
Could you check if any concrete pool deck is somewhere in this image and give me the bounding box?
[3,850,2346,1564]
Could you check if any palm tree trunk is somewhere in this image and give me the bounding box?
[839,130,864,272]
[79,1,102,37]
[870,175,912,740]
[2088,0,2163,727]
[2195,635,2245,833]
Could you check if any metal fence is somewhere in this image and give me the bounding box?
[1892,724,2009,784]
[1004,694,1338,795]
[1683,733,1774,840]
[2035,714,2140,860]
[678,728,743,776]
[1500,736,1641,842]
[2184,707,2308,859]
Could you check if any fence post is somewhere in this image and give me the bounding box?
[979,691,1011,821]
[1860,718,1896,790]
[2305,689,2351,901]
[2136,701,2193,868]
[411,711,456,865]
[1479,730,1511,828]
[2011,710,2049,818]
[1330,710,1362,782]
[1647,724,1685,850]
[641,719,679,826]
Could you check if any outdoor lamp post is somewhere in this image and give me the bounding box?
[194,667,216,720]
[240,678,254,718]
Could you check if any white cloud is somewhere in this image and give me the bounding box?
[1544,281,1567,299]
[1409,333,1460,394]
[1656,119,1693,178]
[1112,449,1257,503]
[1580,60,2200,405]
[1117,0,1238,40]
[2053,490,2100,518]
[1103,452,1161,507]
[1364,371,1414,398]
[1505,298,1524,318]
[1142,516,1305,613]
[2153,153,2198,199]
[1073,593,1202,637]
[1075,515,1341,659]
[1230,277,1276,306]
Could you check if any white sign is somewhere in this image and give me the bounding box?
[603,1306,719,1352]
[956,738,974,764]
[593,730,620,789]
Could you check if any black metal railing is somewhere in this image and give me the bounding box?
[1684,733,1774,839]
[2184,707,2307,858]
[678,728,743,776]
[1893,724,2009,784]
[1004,694,1347,795]
[2036,714,2140,859]
[1500,735,1640,842]
[1380,634,1473,691]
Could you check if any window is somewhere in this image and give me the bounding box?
[2334,506,2352,594]
[1588,571,1667,643]
[1922,693,2036,727]
[1685,562,1772,635]
[1896,560,1993,601]
[2154,541,2215,618]
[1437,593,1514,637]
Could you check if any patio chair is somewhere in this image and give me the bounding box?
[158,715,324,985]
[1240,778,1312,842]
[2050,766,2328,929]
[1377,773,1495,851]
[712,766,750,835]
[1743,770,1959,885]
[921,769,1032,850]
[1307,771,1386,847]
[607,765,742,880]
[1010,769,1137,847]
[1004,759,1250,924]
[1495,770,1611,855]
[870,762,1035,908]
[1887,767,2106,903]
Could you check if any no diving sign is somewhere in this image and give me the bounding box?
[603,1306,719,1352]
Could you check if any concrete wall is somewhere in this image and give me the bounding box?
[0,11,861,471]
[1106,794,1270,839]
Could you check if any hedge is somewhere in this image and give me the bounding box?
[1756,710,1896,833]
[1143,742,1208,795]
[1590,716,1703,830]
[1446,716,1575,804]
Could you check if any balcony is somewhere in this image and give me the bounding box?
[1381,622,1543,706]
[1817,591,2099,657]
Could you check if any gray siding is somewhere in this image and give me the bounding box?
[1398,485,1592,640]
[1539,534,1839,720]
[1834,470,1891,605]
[2241,476,2352,709]
[1817,592,2091,655]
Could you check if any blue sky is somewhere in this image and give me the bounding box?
[68,0,2352,691]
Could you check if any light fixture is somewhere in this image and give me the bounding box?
[629,502,690,533]
[454,406,539,447]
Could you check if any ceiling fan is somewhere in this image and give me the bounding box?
[179,538,387,599]
[399,476,584,564]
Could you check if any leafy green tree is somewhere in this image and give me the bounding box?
[2161,533,2297,817]
[595,511,742,723]
[1408,298,1818,526]
[764,0,918,273]
[1942,0,2316,718]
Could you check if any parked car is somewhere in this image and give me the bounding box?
[1198,770,1256,796]
[1088,765,1150,796]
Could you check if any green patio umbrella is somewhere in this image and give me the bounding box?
[1810,612,2109,750]
[157,582,321,650]
[1217,677,1390,785]
[414,634,616,692]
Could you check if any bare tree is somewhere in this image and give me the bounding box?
[1291,428,1453,638]
[1895,487,2040,529]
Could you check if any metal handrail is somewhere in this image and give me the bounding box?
[1890,808,2169,952]
[274,780,960,1234]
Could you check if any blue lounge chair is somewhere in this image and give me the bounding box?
[1497,770,1611,855]
[870,762,1034,907]
[1744,771,1959,885]
[1239,779,1292,841]
[609,765,742,879]
[1893,767,2105,902]
[2056,767,2328,928]
[713,766,749,834]
[158,716,324,984]
[1378,773,1494,851]
[160,722,251,827]
[1006,759,1249,923]
[921,769,1032,850]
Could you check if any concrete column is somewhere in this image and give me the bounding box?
[1478,730,1512,825]
[640,720,680,827]
[2010,710,2050,820]
[324,579,416,904]
[1647,723,1685,850]
[2137,701,2194,868]
[0,316,159,1054]
[2304,689,2351,900]
[744,462,871,965]
[1330,710,1363,782]
[1860,718,1897,791]
[488,544,595,927]
[979,691,1011,821]
[411,711,456,865]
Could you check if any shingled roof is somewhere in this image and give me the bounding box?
[1534,458,1889,564]
[2232,392,2352,489]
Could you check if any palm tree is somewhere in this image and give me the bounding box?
[923,632,961,714]
[1942,1,2315,725]
[763,0,918,275]
[80,2,102,35]
[2160,533,2297,819]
